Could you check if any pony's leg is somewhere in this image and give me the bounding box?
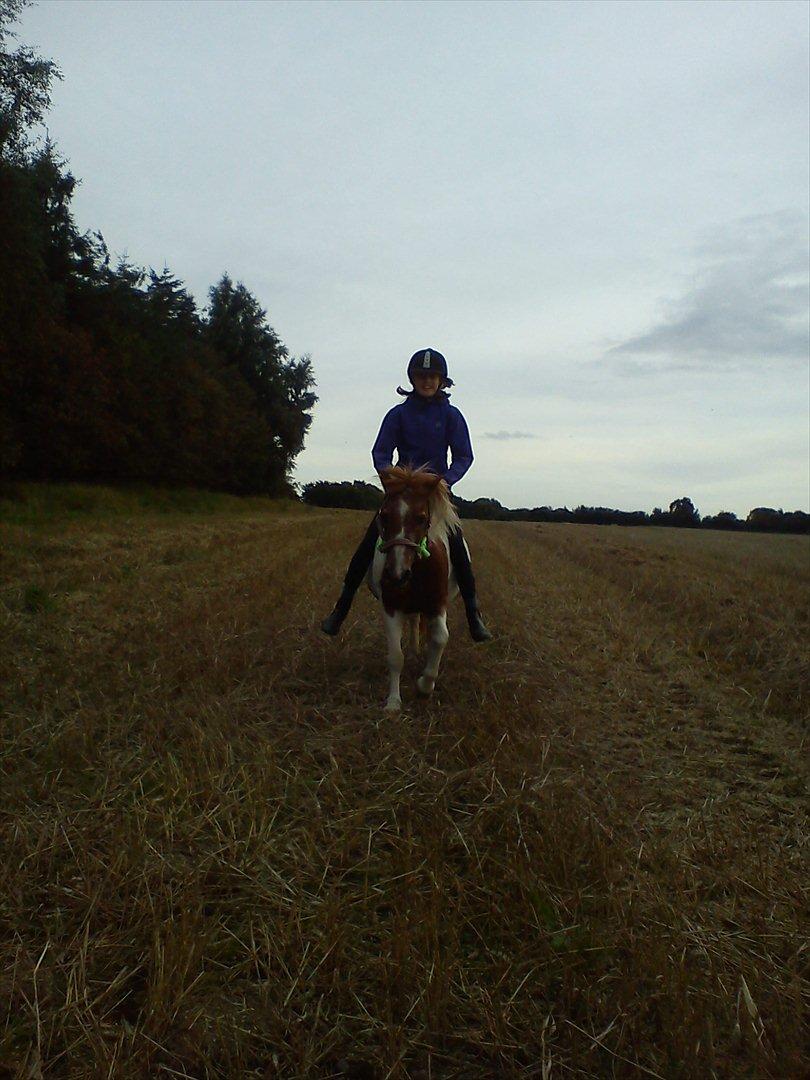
[383,610,405,712]
[416,612,449,696]
[408,612,421,654]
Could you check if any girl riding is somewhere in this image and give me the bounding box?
[321,348,492,642]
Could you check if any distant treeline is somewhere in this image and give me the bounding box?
[0,1,316,494]
[301,482,810,535]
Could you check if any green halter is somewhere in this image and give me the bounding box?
[376,535,431,558]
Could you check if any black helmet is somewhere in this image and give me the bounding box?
[407,348,454,387]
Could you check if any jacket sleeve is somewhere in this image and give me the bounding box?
[444,407,474,488]
[372,406,400,474]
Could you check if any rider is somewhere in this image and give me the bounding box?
[320,348,492,642]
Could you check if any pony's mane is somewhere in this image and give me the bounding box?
[380,466,460,539]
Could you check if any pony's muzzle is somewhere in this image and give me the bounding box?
[383,564,412,586]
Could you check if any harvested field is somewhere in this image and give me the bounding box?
[1,487,808,1078]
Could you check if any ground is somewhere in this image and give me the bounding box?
[1,486,807,1078]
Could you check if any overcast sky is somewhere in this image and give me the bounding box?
[19,0,810,515]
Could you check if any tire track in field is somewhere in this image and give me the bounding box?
[527,522,810,725]
[470,517,808,1026]
[462,521,807,1061]
[463,521,808,842]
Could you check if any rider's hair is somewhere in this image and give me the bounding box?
[396,383,451,397]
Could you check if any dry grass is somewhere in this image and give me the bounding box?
[1,487,807,1078]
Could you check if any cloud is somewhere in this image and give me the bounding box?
[608,211,809,370]
[482,430,537,440]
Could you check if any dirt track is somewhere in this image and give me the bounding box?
[2,503,807,1077]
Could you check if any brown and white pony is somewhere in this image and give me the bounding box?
[367,466,461,712]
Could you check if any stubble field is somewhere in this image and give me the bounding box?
[1,486,808,1079]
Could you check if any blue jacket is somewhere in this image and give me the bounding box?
[372,392,474,488]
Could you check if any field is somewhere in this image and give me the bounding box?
[1,486,807,1079]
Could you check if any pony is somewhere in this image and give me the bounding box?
[366,466,462,712]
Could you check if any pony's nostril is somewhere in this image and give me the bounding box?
[383,566,411,585]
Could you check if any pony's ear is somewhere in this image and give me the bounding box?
[379,467,397,492]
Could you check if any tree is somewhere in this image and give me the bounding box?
[206,275,316,490]
[0,0,60,163]
[0,2,318,496]
[302,480,382,510]
[702,511,741,531]
[146,267,199,330]
[746,507,781,532]
[206,275,286,395]
[669,497,700,527]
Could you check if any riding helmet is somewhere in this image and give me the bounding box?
[407,348,454,387]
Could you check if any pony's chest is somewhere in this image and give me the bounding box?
[378,542,450,616]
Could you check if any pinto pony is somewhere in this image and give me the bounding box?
[367,466,461,712]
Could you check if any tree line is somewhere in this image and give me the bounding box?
[0,0,316,495]
[301,482,810,535]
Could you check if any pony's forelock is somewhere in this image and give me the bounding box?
[380,466,459,538]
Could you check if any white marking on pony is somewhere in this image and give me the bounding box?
[416,612,449,697]
[383,609,405,712]
[391,496,408,580]
[368,547,385,600]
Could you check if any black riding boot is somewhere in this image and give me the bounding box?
[447,526,492,642]
[321,587,354,636]
[464,597,493,642]
[321,517,378,636]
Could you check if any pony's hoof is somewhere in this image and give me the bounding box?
[416,675,435,696]
[384,698,402,713]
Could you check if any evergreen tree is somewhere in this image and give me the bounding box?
[0,1,317,495]
[206,275,316,490]
[0,0,60,162]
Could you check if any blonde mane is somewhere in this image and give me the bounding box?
[379,466,460,539]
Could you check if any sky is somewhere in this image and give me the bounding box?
[18,0,810,515]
